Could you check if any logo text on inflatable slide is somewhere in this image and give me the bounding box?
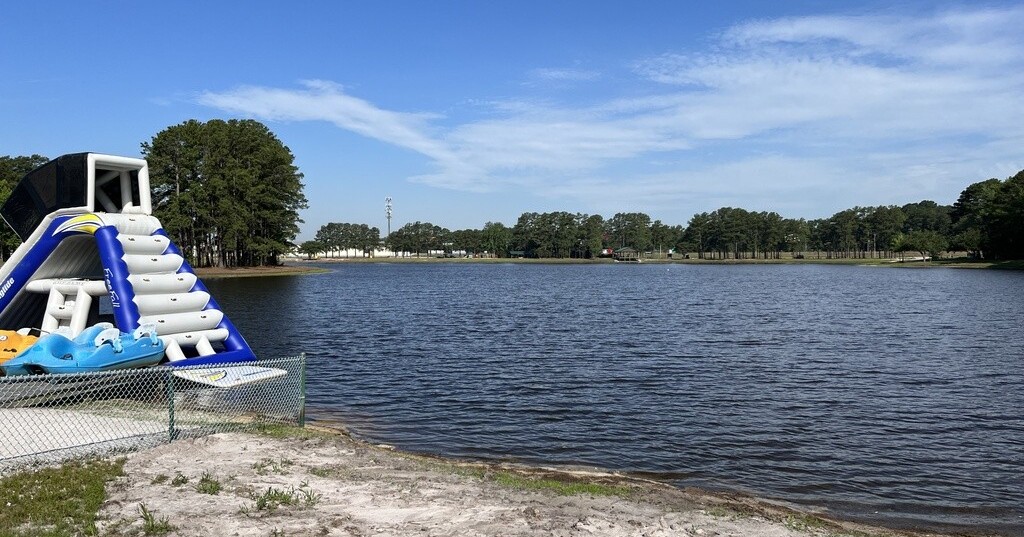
[53,213,104,236]
[103,268,120,309]
[0,277,14,301]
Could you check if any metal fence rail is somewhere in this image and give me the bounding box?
[0,355,305,473]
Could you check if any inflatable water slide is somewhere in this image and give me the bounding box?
[0,153,257,374]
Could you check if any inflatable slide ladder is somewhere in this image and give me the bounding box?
[95,212,254,364]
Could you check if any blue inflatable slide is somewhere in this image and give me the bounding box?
[0,153,257,374]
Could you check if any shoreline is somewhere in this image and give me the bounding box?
[289,256,1023,270]
[83,424,1001,537]
[184,258,1023,278]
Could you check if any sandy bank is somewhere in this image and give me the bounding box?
[94,428,952,537]
[192,265,328,278]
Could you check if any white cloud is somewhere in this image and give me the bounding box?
[198,6,1024,215]
[528,68,601,82]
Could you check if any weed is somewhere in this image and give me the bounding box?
[171,472,189,486]
[139,503,175,535]
[251,486,299,511]
[309,466,332,477]
[490,471,632,497]
[783,513,829,532]
[150,474,170,485]
[196,471,222,495]
[242,483,322,513]
[298,482,322,507]
[0,458,124,535]
[252,457,293,475]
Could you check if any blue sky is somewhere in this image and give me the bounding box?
[2,1,1023,240]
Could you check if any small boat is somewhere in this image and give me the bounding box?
[0,323,165,376]
[0,330,38,364]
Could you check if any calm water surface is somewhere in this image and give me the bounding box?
[206,263,1024,535]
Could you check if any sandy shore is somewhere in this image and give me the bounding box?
[93,428,952,537]
[192,265,328,278]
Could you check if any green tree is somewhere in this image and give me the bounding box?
[988,170,1024,259]
[142,119,307,267]
[0,154,49,259]
[480,221,512,257]
[606,212,652,252]
[901,229,948,260]
[298,240,324,259]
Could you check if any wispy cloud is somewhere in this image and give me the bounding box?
[198,6,1024,214]
[528,67,601,82]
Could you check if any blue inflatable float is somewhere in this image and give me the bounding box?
[2,323,164,376]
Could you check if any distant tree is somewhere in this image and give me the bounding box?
[950,178,1001,258]
[0,154,49,259]
[299,240,324,259]
[480,221,512,257]
[901,230,948,260]
[901,200,951,235]
[987,170,1024,259]
[576,214,604,258]
[606,212,652,252]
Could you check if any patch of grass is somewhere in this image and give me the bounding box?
[297,480,322,507]
[139,503,175,535]
[241,483,321,514]
[150,474,170,485]
[308,466,332,477]
[195,472,223,495]
[252,457,294,476]
[0,458,124,537]
[443,463,632,497]
[476,469,632,497]
[783,513,830,532]
[170,472,189,486]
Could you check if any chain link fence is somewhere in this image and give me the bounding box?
[0,355,306,474]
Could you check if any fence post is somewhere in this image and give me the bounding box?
[298,353,307,427]
[166,368,176,442]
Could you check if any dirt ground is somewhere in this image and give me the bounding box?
[94,429,948,537]
[193,265,326,278]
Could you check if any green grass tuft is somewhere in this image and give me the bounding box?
[494,473,632,497]
[0,458,124,537]
[195,471,223,495]
[139,503,175,535]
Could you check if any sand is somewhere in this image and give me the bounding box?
[93,429,949,537]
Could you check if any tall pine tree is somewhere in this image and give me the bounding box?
[142,119,307,267]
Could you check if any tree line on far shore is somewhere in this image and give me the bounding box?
[306,168,1024,261]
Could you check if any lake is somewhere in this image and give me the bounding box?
[205,263,1024,535]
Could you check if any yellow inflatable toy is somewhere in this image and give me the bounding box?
[0,330,38,364]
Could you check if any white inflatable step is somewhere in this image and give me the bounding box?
[117,234,169,255]
[161,328,229,348]
[138,309,224,334]
[128,273,197,295]
[134,291,211,315]
[123,253,184,274]
[97,213,162,235]
[25,278,107,296]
